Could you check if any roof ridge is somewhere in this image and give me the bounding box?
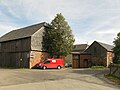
[96,41,114,47]
[95,41,114,51]
[13,22,47,31]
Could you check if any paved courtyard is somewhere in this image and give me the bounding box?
[0,68,119,90]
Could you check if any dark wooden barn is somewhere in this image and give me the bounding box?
[72,41,114,68]
[85,41,114,67]
[0,22,49,68]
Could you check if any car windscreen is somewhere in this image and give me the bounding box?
[44,60,50,64]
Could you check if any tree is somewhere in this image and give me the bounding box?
[43,13,75,57]
[113,32,120,64]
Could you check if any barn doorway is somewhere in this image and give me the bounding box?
[84,59,88,68]
[72,54,80,68]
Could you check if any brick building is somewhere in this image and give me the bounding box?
[72,44,89,68]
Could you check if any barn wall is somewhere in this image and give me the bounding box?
[0,52,29,68]
[0,37,31,68]
[31,27,45,51]
[0,43,1,52]
[0,37,31,52]
[85,42,107,66]
[80,54,91,68]
[72,54,80,68]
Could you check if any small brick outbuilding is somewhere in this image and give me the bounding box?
[72,44,89,68]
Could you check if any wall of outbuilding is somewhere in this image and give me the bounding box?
[31,27,45,51]
[85,42,107,66]
[72,53,91,68]
[0,37,31,68]
[80,54,91,68]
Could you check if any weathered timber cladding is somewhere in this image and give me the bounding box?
[110,64,120,78]
[1,37,31,52]
[0,36,31,68]
[0,52,29,68]
[72,60,80,68]
[85,41,107,66]
[0,22,49,68]
[86,41,107,58]
[72,54,80,68]
[0,43,1,52]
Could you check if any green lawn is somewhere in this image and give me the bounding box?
[91,66,106,69]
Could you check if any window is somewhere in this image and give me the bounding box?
[73,45,76,49]
[73,54,80,60]
[44,60,50,64]
[52,60,56,63]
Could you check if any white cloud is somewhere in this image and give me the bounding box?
[0,0,120,45]
[0,24,17,37]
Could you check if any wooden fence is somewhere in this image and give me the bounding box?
[109,64,120,77]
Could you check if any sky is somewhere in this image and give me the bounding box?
[0,0,120,45]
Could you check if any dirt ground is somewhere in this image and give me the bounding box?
[0,68,119,90]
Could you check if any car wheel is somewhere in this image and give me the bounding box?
[57,66,61,70]
[43,66,46,70]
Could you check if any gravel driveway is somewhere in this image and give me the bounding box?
[0,68,119,90]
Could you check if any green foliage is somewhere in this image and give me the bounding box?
[113,32,120,64]
[91,66,105,69]
[105,74,120,85]
[43,13,75,57]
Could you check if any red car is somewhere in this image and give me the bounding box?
[37,58,64,69]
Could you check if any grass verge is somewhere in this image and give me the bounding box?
[104,74,120,85]
[91,66,105,69]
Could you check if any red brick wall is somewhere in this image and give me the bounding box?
[107,52,113,67]
[29,51,49,68]
[80,54,91,68]
[72,54,91,68]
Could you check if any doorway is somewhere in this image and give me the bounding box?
[84,59,88,68]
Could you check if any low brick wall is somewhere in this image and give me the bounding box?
[109,64,120,77]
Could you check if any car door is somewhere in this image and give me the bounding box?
[44,60,51,68]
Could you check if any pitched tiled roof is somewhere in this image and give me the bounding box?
[97,41,114,51]
[72,44,88,53]
[0,22,48,42]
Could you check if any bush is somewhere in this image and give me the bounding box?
[91,66,105,69]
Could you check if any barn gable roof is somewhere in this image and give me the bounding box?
[86,41,114,52]
[97,41,114,51]
[72,44,89,54]
[0,22,48,42]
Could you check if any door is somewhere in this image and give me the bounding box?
[44,60,51,68]
[84,59,88,68]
